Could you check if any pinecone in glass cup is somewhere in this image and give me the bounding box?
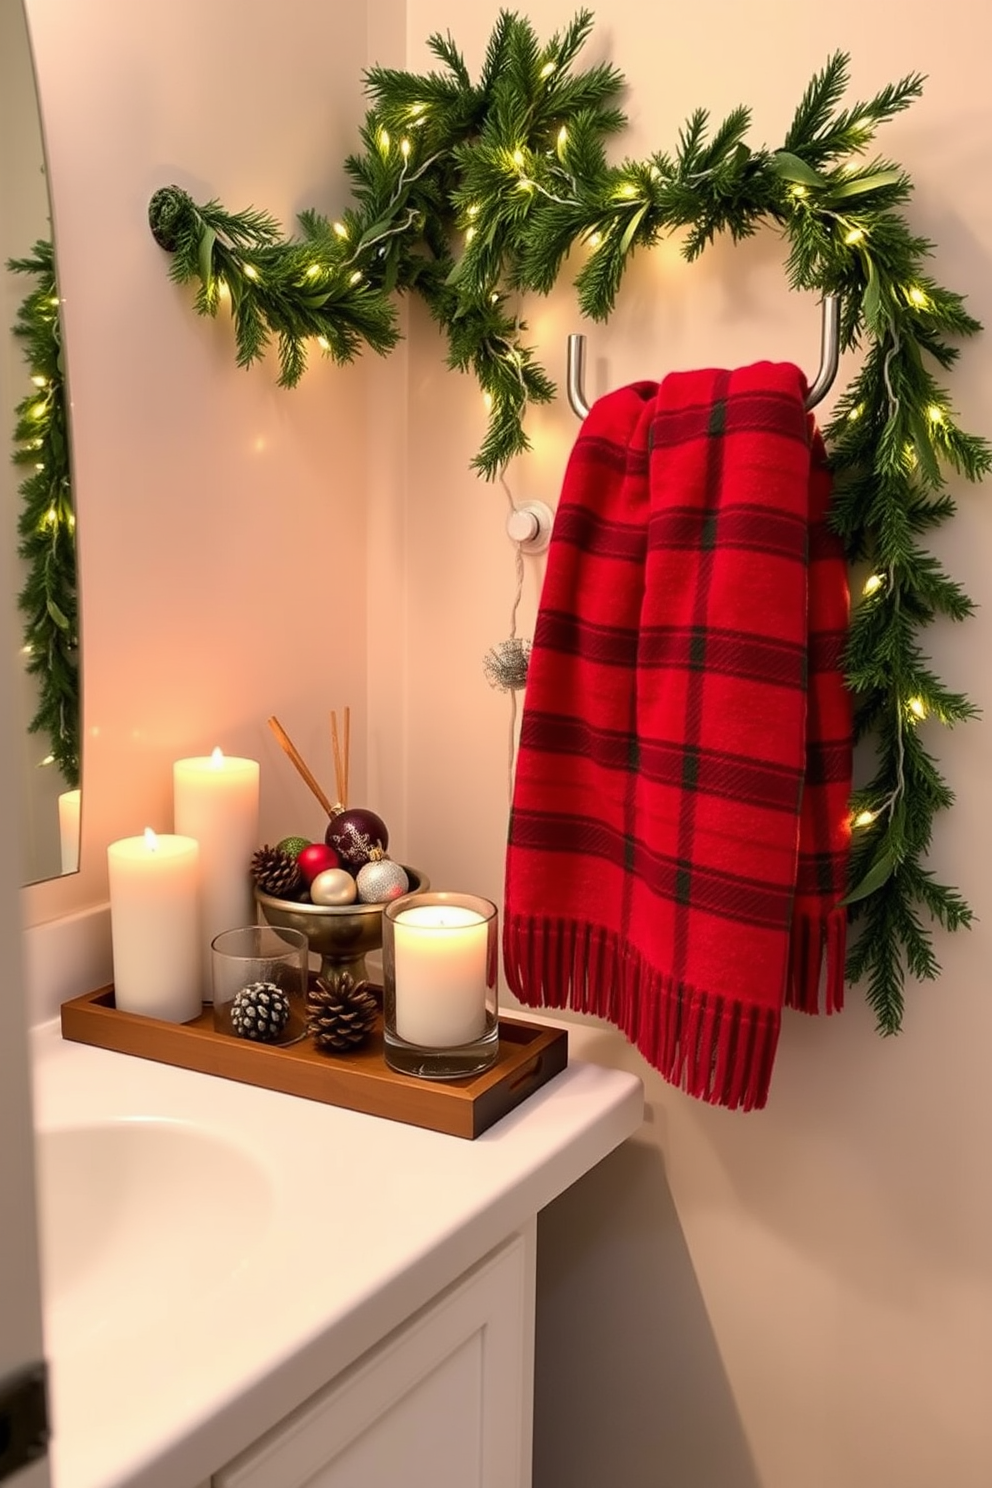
[230,981,292,1042]
[307,973,378,1053]
[250,844,303,898]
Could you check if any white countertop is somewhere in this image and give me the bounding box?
[31,1014,643,1488]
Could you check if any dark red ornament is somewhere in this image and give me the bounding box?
[297,841,342,886]
[325,807,389,868]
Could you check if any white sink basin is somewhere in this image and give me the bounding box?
[35,1119,274,1354]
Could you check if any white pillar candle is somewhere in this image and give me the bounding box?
[57,788,81,874]
[392,903,488,1047]
[107,829,201,1023]
[173,748,260,998]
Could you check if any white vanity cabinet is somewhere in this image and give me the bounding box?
[32,1013,642,1488]
[213,1225,535,1488]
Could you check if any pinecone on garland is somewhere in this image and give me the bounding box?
[307,973,378,1053]
[250,844,303,898]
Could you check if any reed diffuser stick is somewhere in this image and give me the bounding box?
[343,706,350,807]
[330,709,349,809]
[267,716,336,818]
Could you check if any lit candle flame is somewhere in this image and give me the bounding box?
[144,827,159,851]
[210,746,225,768]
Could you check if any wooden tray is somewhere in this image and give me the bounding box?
[60,984,568,1140]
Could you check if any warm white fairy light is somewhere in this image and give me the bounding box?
[349,270,363,285]
[400,138,411,158]
[907,285,929,308]
[467,202,480,218]
[557,125,568,149]
[587,231,602,248]
[853,809,878,828]
[490,291,500,303]
[333,221,348,238]
[317,335,331,350]
[512,148,525,167]
[862,573,884,597]
[305,264,322,279]
[539,60,556,78]
[378,128,391,153]
[927,404,945,424]
[847,404,863,422]
[244,265,259,280]
[791,184,808,198]
[466,226,476,242]
[483,391,493,412]
[844,227,864,245]
[617,182,638,198]
[31,374,48,388]
[908,696,927,720]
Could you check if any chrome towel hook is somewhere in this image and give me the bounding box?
[565,293,842,419]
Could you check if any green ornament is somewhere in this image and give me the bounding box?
[276,835,311,860]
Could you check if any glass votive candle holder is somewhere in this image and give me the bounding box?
[382,891,499,1080]
[210,924,309,1042]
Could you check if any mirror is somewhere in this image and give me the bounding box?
[1,0,80,885]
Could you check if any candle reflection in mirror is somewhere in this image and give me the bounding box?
[58,788,80,873]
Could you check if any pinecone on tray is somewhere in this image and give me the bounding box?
[307,973,378,1052]
[250,844,303,899]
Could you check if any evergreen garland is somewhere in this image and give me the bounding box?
[7,239,79,788]
[149,10,990,1033]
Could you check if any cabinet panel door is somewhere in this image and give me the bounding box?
[216,1225,535,1488]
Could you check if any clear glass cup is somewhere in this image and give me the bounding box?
[382,891,499,1079]
[210,924,309,1043]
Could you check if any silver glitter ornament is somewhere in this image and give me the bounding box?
[483,637,531,692]
[356,852,410,904]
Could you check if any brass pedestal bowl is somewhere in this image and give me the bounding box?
[255,866,429,992]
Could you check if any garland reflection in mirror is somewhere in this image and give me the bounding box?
[8,242,80,880]
[2,0,80,885]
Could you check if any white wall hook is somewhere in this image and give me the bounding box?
[506,500,554,554]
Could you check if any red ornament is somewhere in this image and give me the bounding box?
[297,841,342,886]
[324,807,389,868]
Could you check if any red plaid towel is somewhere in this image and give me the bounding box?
[503,363,853,1111]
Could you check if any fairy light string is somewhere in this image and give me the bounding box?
[147,10,990,1032]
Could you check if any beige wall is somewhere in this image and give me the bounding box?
[398,3,992,1487]
[17,0,992,1484]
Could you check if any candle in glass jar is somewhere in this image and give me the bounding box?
[173,748,260,997]
[107,829,201,1022]
[57,787,81,874]
[391,903,488,1047]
